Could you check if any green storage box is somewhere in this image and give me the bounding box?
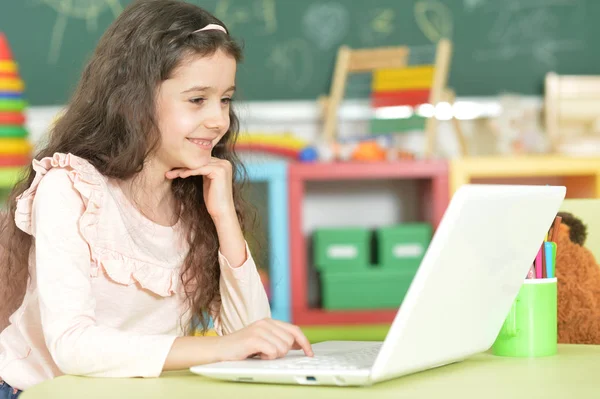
[321,265,418,310]
[313,227,371,270]
[377,223,431,268]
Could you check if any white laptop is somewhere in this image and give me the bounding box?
[191,184,566,387]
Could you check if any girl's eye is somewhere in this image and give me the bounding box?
[189,97,205,105]
[221,97,232,105]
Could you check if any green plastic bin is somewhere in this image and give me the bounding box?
[313,227,371,270]
[321,265,418,310]
[377,223,431,269]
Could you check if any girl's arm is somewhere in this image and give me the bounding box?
[163,319,313,370]
[168,158,272,332]
[211,205,273,336]
[212,209,247,268]
[165,158,313,362]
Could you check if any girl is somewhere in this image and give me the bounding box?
[0,0,313,396]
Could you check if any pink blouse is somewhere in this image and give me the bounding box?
[0,153,270,390]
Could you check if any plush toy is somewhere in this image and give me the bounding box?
[555,211,600,344]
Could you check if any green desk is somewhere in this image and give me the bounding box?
[21,345,599,399]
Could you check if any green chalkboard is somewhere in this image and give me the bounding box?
[1,0,599,105]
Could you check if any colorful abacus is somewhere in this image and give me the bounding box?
[0,32,31,194]
[323,40,455,158]
[369,65,433,134]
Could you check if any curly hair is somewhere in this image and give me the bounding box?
[0,0,252,333]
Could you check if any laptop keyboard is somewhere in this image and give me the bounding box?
[263,344,382,370]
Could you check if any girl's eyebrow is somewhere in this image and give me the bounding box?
[181,85,236,94]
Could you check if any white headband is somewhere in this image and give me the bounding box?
[193,23,227,34]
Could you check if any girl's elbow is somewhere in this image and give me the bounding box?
[49,338,95,376]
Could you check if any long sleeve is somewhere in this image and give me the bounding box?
[32,169,176,377]
[214,243,271,335]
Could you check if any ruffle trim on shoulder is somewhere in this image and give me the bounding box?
[14,152,179,297]
[15,152,102,236]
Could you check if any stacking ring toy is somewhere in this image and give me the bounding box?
[0,154,30,167]
[0,126,28,138]
[0,112,25,124]
[0,99,26,112]
[0,138,32,155]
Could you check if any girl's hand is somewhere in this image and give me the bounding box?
[216,318,314,361]
[166,157,235,220]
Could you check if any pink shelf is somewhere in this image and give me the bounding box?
[289,160,449,326]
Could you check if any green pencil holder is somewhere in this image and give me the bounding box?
[492,278,557,357]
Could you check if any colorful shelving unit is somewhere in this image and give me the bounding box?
[450,156,600,198]
[289,160,449,326]
[245,161,290,322]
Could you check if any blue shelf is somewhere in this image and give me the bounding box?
[244,161,290,322]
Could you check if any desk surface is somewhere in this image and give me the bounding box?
[21,344,599,399]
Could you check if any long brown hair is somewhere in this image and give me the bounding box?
[0,0,251,333]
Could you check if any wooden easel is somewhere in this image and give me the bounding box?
[320,38,466,158]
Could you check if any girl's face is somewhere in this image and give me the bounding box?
[154,49,236,172]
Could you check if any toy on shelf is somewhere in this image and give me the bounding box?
[234,132,311,161]
[350,141,387,162]
[319,39,467,160]
[545,72,600,156]
[488,94,548,155]
[233,131,414,165]
[370,65,434,137]
[313,224,432,311]
[0,32,31,192]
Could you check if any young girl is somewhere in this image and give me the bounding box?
[0,0,312,396]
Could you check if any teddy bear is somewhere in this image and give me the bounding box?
[555,211,600,344]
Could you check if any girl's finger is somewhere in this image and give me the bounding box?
[271,320,314,357]
[178,166,213,179]
[254,336,286,360]
[256,339,279,360]
[180,164,227,179]
[165,168,187,179]
[259,328,290,358]
[165,158,226,179]
[267,325,296,353]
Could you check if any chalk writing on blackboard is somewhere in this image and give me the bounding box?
[464,0,487,12]
[414,0,453,43]
[473,0,585,68]
[215,0,277,35]
[360,8,395,45]
[302,2,350,51]
[38,0,123,64]
[266,39,313,91]
[257,0,277,34]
